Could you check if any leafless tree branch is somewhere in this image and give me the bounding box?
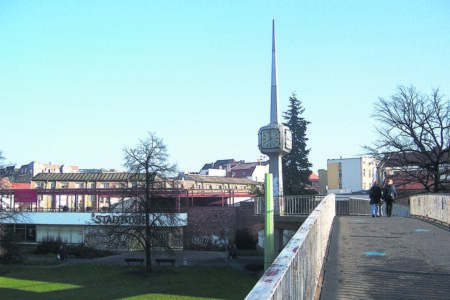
[364,85,450,192]
[94,132,180,272]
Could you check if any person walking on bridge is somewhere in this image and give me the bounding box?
[369,180,382,217]
[383,179,397,217]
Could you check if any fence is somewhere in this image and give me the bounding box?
[335,195,410,217]
[254,194,379,216]
[255,194,409,217]
[254,195,325,216]
[335,196,368,215]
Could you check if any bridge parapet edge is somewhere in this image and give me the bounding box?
[410,194,450,226]
[245,193,336,300]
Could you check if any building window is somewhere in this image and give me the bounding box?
[7,224,36,242]
[153,231,169,247]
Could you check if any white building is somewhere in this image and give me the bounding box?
[327,156,378,193]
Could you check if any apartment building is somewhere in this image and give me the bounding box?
[327,156,378,193]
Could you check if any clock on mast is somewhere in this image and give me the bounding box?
[261,128,280,149]
[257,20,292,203]
[258,125,291,155]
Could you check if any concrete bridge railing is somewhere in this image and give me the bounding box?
[245,193,336,300]
[410,194,450,225]
[246,193,445,299]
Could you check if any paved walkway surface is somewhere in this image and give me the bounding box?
[320,216,450,300]
[29,249,263,273]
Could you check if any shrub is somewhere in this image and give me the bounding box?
[0,228,22,264]
[67,243,114,259]
[234,229,257,250]
[33,240,114,258]
[33,238,63,255]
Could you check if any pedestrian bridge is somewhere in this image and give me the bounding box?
[246,194,450,300]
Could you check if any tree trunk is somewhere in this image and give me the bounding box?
[145,212,152,272]
[433,166,441,193]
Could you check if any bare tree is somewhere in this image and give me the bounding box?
[365,85,450,192]
[95,133,180,272]
[0,150,14,215]
[0,151,24,262]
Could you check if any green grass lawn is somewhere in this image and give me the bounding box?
[0,263,259,300]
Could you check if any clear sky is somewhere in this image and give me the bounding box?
[1,1,449,174]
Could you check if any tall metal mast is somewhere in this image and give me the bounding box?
[270,19,279,125]
[258,19,291,204]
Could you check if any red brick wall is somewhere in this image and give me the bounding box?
[184,203,263,250]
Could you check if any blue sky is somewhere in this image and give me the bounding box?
[1,1,449,173]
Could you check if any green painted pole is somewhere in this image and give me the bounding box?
[264,173,275,271]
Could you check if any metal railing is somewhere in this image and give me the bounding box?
[254,195,325,215]
[336,196,370,216]
[254,194,410,217]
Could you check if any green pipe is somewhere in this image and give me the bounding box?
[264,173,274,271]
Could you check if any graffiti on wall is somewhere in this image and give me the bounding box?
[191,233,227,249]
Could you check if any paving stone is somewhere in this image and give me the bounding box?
[320,216,450,300]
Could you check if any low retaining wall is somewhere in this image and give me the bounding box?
[410,194,450,225]
[245,193,336,300]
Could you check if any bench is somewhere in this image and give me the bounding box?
[124,258,144,265]
[155,258,176,266]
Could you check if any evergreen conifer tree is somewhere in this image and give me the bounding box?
[282,94,313,195]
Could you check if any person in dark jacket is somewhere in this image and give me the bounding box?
[383,179,397,217]
[369,180,382,217]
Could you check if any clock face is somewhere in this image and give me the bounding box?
[261,129,280,149]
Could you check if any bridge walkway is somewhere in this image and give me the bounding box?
[319,216,450,300]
